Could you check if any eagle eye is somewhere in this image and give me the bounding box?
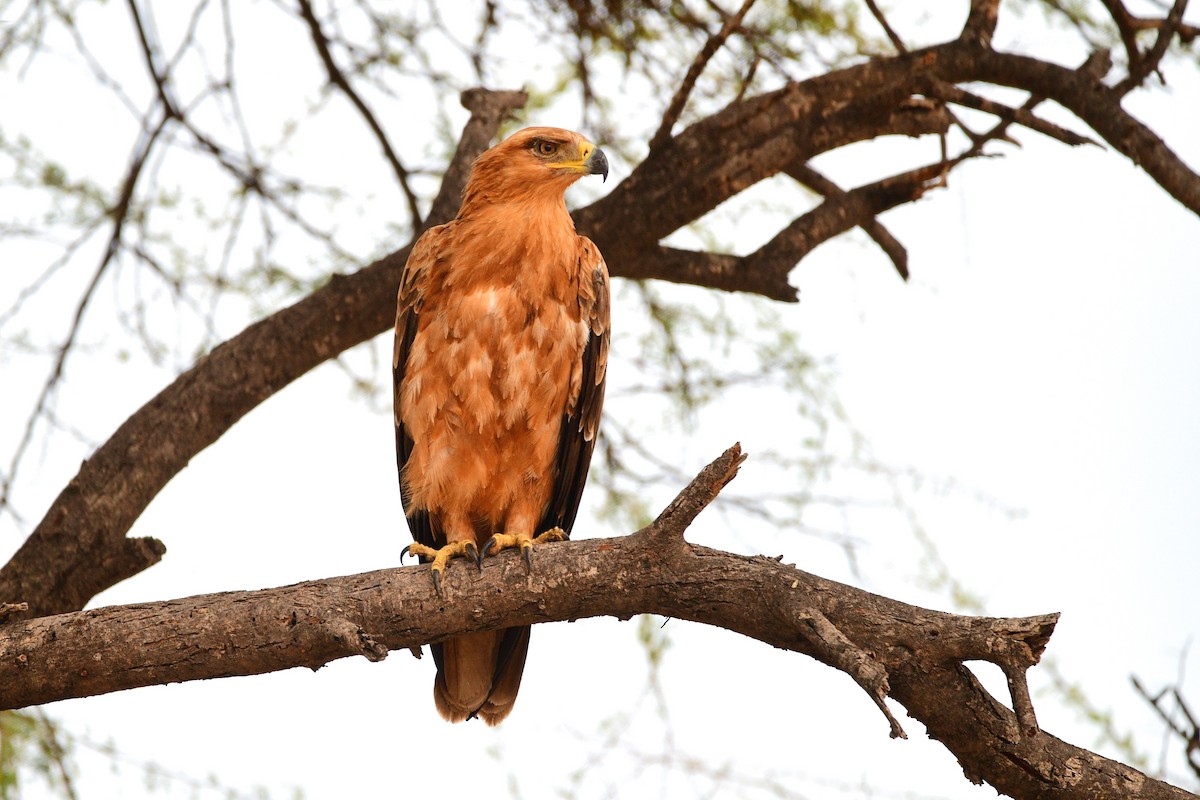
[532,139,559,157]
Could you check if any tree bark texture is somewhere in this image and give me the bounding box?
[0,446,1194,800]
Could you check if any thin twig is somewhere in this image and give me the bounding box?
[0,107,172,516]
[1133,675,1200,780]
[1116,0,1189,95]
[864,0,907,53]
[787,164,909,280]
[923,79,1099,147]
[649,0,758,151]
[295,0,423,230]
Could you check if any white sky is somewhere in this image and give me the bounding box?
[2,2,1200,798]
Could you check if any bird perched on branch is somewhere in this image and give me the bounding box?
[393,127,610,724]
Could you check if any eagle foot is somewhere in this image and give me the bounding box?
[402,540,481,594]
[483,527,566,569]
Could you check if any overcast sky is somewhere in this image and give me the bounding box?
[2,3,1199,798]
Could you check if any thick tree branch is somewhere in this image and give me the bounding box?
[574,69,951,253]
[0,446,1191,799]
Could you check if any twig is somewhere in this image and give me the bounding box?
[922,79,1099,147]
[864,0,907,53]
[787,164,909,280]
[295,0,424,230]
[0,107,172,519]
[1116,0,1189,95]
[649,0,758,151]
[1133,676,1200,780]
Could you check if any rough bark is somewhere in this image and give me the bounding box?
[0,446,1194,800]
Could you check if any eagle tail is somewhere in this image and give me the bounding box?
[432,626,530,726]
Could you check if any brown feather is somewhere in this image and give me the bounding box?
[393,127,610,724]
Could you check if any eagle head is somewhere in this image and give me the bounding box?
[467,127,609,202]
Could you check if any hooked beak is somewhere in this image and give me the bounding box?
[554,142,610,182]
[585,146,609,183]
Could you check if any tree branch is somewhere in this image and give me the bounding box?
[927,43,1200,215]
[864,0,908,54]
[786,164,909,280]
[1,446,1192,799]
[1133,676,1200,781]
[740,160,946,287]
[648,0,758,151]
[960,0,1001,47]
[603,156,943,299]
[1114,0,1192,95]
[919,78,1099,148]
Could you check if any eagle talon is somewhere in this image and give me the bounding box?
[404,540,481,592]
[484,527,566,571]
[535,526,566,545]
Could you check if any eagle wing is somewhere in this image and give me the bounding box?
[393,225,608,726]
[393,225,441,552]
[540,236,609,538]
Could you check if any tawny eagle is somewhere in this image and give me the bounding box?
[393,127,609,724]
